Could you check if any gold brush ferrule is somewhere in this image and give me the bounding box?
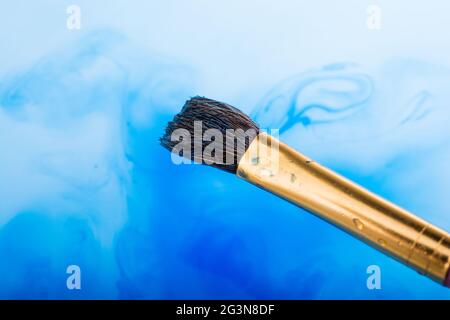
[236,132,450,287]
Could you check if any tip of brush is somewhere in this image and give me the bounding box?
[160,96,260,174]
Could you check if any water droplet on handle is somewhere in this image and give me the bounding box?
[353,218,364,230]
[290,173,296,183]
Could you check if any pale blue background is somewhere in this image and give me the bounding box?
[0,0,450,299]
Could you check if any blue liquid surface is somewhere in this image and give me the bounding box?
[0,1,450,299]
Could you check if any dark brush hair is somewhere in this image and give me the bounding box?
[160,96,260,173]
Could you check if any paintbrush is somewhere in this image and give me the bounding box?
[160,96,450,288]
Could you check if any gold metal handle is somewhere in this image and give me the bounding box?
[237,132,450,286]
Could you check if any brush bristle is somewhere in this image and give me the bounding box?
[160,96,260,173]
